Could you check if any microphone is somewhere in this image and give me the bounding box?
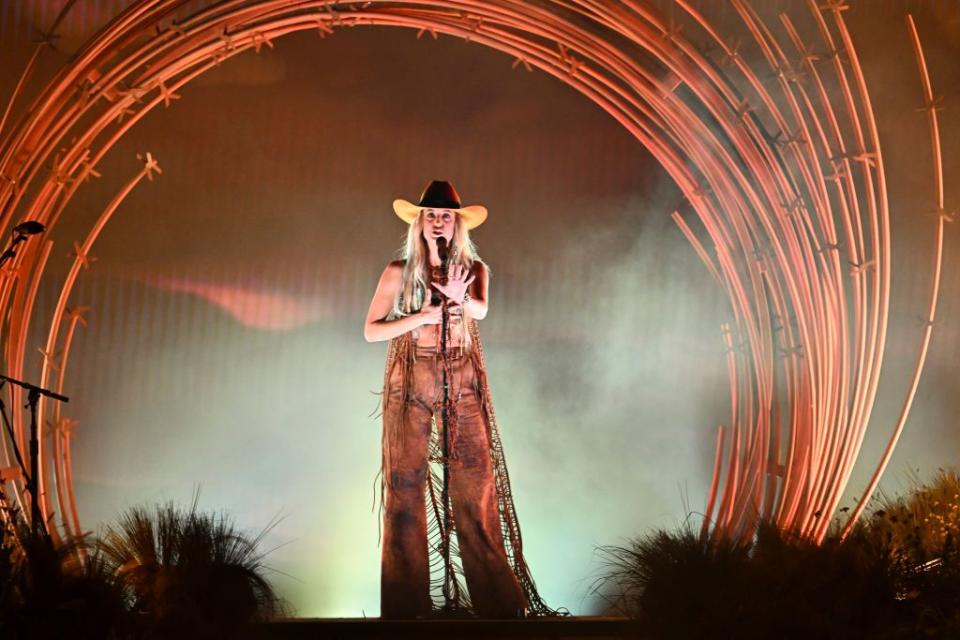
[431,237,449,306]
[436,236,449,264]
[13,221,45,236]
[0,220,45,266]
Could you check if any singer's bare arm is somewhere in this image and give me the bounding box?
[364,260,424,342]
[462,260,489,320]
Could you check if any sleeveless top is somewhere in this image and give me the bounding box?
[397,265,466,346]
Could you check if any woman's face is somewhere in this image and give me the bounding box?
[421,208,456,246]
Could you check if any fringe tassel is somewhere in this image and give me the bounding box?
[467,319,566,617]
[374,332,414,547]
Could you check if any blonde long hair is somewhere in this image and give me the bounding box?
[391,211,486,346]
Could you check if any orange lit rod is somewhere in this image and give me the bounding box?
[838,13,950,540]
[0,0,947,550]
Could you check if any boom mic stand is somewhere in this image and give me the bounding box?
[0,375,69,537]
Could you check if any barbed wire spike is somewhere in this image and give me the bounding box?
[69,241,98,269]
[314,18,334,38]
[65,305,91,327]
[250,30,275,53]
[511,56,533,72]
[137,151,162,181]
[37,347,62,372]
[157,82,181,108]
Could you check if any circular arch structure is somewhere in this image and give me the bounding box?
[0,0,949,550]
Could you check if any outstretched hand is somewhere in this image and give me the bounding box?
[430,264,475,304]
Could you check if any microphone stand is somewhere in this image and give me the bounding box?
[433,240,460,614]
[0,221,62,539]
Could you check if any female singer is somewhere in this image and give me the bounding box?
[364,180,552,619]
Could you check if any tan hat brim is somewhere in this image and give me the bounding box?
[392,199,487,229]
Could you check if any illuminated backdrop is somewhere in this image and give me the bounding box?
[0,0,957,617]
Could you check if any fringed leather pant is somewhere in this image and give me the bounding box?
[381,343,526,619]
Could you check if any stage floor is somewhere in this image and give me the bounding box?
[252,615,638,639]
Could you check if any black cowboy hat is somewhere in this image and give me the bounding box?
[393,180,487,229]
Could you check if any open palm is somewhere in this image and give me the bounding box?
[430,264,475,304]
